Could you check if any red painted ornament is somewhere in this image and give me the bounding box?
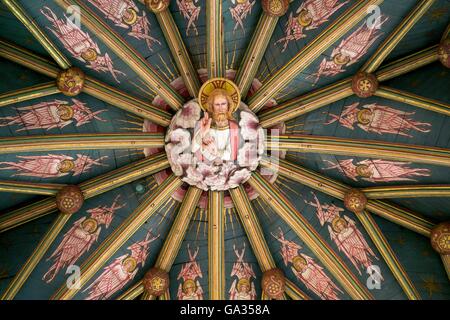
[143,267,170,296]
[261,268,285,299]
[351,72,378,98]
[56,185,84,215]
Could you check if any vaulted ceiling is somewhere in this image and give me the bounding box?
[0,0,449,300]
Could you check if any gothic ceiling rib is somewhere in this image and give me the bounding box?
[230,186,310,300]
[0,0,449,302]
[120,186,203,300]
[258,159,422,298]
[268,134,450,167]
[361,0,436,73]
[147,1,201,97]
[208,191,225,300]
[2,0,71,69]
[0,133,164,154]
[0,82,60,107]
[362,185,450,199]
[234,4,281,98]
[206,0,225,78]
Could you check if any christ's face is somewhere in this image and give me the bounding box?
[211,95,229,123]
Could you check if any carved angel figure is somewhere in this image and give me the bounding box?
[229,244,257,300]
[325,102,432,137]
[308,16,388,85]
[0,99,106,132]
[229,0,255,34]
[0,154,108,178]
[272,228,343,300]
[41,6,125,82]
[177,244,204,300]
[43,196,125,283]
[305,192,380,275]
[84,230,159,300]
[176,0,201,36]
[275,0,348,52]
[87,0,161,50]
[323,158,431,183]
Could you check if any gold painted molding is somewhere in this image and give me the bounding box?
[208,191,225,300]
[0,82,60,108]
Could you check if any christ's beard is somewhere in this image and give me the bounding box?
[212,112,228,124]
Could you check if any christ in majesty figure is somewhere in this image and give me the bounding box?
[192,89,240,164]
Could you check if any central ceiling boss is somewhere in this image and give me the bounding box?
[165,78,265,191]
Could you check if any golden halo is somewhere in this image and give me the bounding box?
[331,216,347,233]
[58,159,75,173]
[236,0,248,3]
[182,279,196,292]
[122,8,138,25]
[122,257,137,272]
[81,48,98,62]
[57,105,74,121]
[81,218,98,234]
[357,109,372,125]
[292,255,307,270]
[198,78,241,113]
[356,164,372,178]
[333,53,350,66]
[237,278,250,291]
[297,9,312,27]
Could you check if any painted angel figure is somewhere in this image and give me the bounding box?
[177,244,204,300]
[177,0,201,36]
[42,195,125,283]
[229,0,255,34]
[0,154,108,178]
[0,99,107,132]
[84,230,159,300]
[324,102,432,137]
[229,244,257,300]
[305,192,380,276]
[308,16,388,85]
[323,158,431,183]
[272,228,343,300]
[86,0,161,50]
[41,6,125,82]
[275,0,348,52]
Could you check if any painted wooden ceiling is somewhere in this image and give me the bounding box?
[0,0,449,300]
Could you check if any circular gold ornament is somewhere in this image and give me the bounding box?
[182,279,197,293]
[80,48,98,62]
[81,218,98,234]
[333,53,350,65]
[56,185,84,215]
[352,72,378,98]
[58,159,75,173]
[297,9,312,27]
[56,67,85,97]
[344,189,367,213]
[145,0,170,13]
[356,164,372,178]
[198,78,241,113]
[430,222,450,255]
[438,39,450,68]
[57,105,74,121]
[122,8,138,25]
[261,268,285,299]
[143,267,169,296]
[357,109,373,125]
[122,257,138,272]
[261,0,289,17]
